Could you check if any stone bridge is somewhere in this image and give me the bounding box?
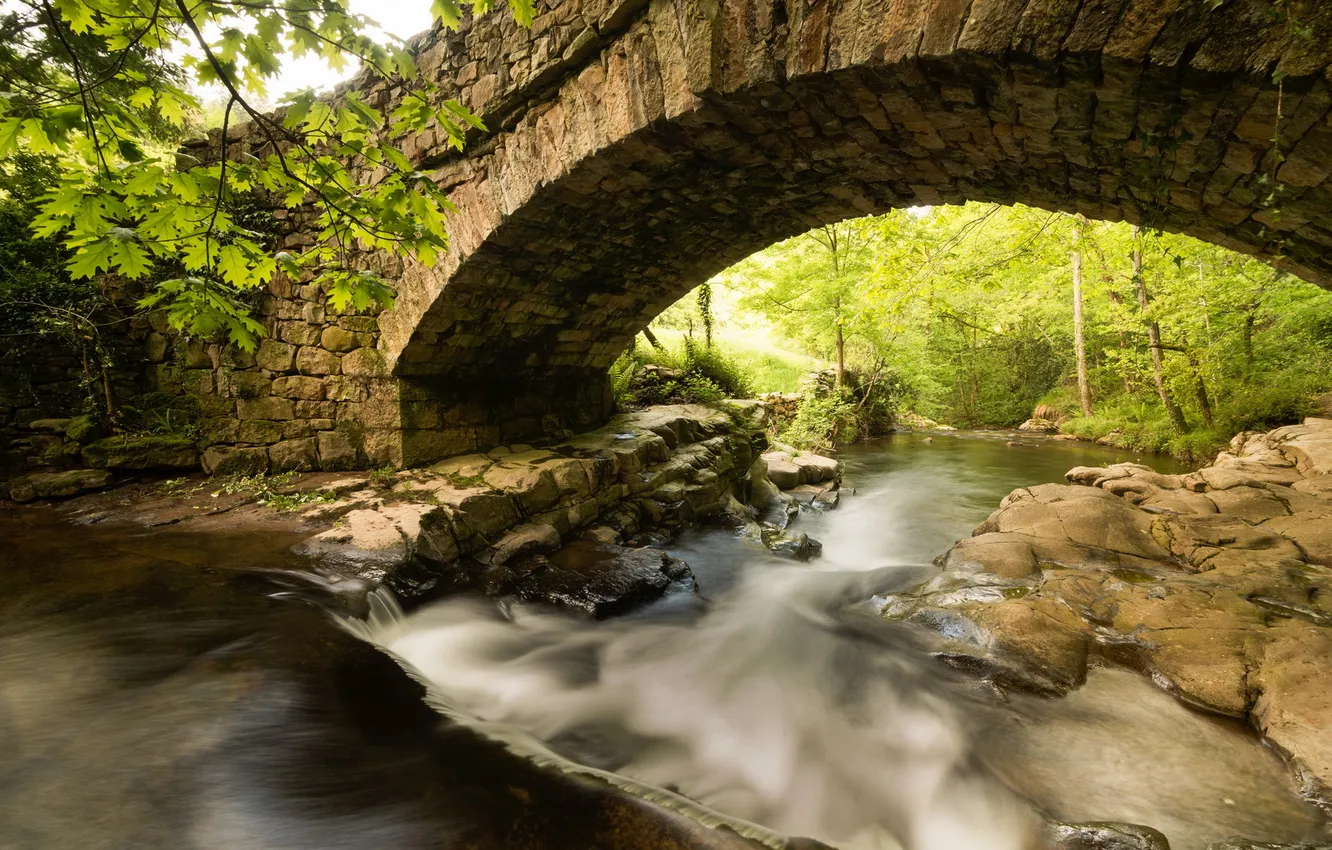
[190,0,1332,472]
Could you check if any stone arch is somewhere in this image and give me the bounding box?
[355,0,1332,461]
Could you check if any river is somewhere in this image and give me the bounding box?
[1,432,1326,850]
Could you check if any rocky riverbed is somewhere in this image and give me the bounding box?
[878,417,1332,814]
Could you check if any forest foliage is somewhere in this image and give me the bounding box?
[0,0,532,350]
[638,203,1332,460]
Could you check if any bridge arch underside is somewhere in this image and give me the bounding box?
[389,48,1332,459]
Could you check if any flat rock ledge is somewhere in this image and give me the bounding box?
[878,417,1332,810]
[293,402,841,611]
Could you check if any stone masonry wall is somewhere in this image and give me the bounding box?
[181,0,1332,471]
[13,0,1332,480]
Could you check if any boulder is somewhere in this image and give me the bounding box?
[64,415,105,444]
[8,469,113,502]
[1045,821,1171,850]
[27,418,72,433]
[1017,417,1058,433]
[763,451,802,489]
[295,503,458,580]
[490,541,692,618]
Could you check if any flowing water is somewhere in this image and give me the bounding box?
[0,432,1327,850]
[365,433,1327,850]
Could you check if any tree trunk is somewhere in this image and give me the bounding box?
[641,326,666,351]
[1072,218,1093,417]
[1242,309,1256,375]
[834,320,845,388]
[1190,354,1216,428]
[1131,226,1187,433]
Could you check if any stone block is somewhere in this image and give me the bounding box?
[295,400,338,419]
[269,438,318,471]
[82,436,198,471]
[326,376,370,402]
[238,420,286,444]
[144,333,168,363]
[202,445,270,477]
[341,348,388,377]
[256,339,296,372]
[317,430,360,470]
[222,370,271,399]
[272,376,326,400]
[237,397,294,420]
[320,326,360,352]
[296,346,342,376]
[9,469,113,502]
[199,416,240,444]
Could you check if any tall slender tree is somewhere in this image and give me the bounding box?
[1132,225,1188,432]
[1071,215,1094,416]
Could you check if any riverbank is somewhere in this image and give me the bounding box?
[10,402,844,614]
[879,417,1332,814]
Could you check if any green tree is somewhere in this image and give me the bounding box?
[0,0,534,349]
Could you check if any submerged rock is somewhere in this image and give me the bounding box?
[1046,821,1171,850]
[489,541,693,618]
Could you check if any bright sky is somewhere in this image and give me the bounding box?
[197,1,435,105]
[271,1,433,95]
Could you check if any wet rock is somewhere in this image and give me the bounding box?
[8,469,113,502]
[82,435,198,471]
[295,504,459,580]
[761,528,822,561]
[1207,841,1332,849]
[491,541,692,618]
[763,452,802,489]
[916,417,1332,805]
[1018,417,1059,433]
[1045,821,1171,850]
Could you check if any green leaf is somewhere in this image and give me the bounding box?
[431,0,463,28]
[67,239,117,279]
[0,118,22,157]
[129,87,156,109]
[217,244,250,287]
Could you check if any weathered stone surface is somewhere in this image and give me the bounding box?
[28,418,71,433]
[295,503,460,584]
[1045,821,1170,850]
[320,326,360,352]
[295,346,341,376]
[493,541,692,618]
[341,348,388,377]
[8,469,113,502]
[81,436,198,471]
[255,339,295,372]
[202,445,270,477]
[237,397,294,421]
[316,430,359,470]
[269,438,318,471]
[271,376,327,400]
[289,403,823,609]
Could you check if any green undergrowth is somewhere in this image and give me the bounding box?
[210,470,335,510]
[1052,377,1326,464]
[612,338,754,408]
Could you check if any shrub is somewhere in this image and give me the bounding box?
[780,390,859,452]
[610,338,753,409]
